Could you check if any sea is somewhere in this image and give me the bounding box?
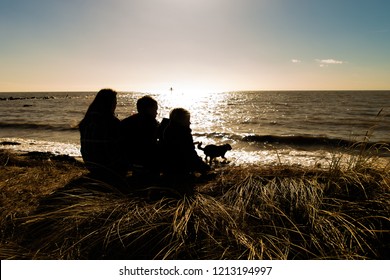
[1,90,389,167]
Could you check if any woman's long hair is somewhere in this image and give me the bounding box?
[79,89,117,128]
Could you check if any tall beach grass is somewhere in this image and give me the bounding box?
[0,143,389,260]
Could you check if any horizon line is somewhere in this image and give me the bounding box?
[1,89,390,94]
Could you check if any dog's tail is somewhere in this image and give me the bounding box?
[197,142,204,150]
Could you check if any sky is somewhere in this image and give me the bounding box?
[1,0,390,93]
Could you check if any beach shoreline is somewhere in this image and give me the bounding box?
[2,135,390,171]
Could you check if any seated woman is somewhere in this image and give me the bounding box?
[79,89,127,181]
[160,108,210,182]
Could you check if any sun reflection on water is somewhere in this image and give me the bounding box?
[154,90,230,136]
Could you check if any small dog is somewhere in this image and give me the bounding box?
[197,142,232,165]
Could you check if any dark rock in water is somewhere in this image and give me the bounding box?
[0,141,21,146]
[0,95,55,101]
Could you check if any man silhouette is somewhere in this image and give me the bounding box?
[120,96,159,176]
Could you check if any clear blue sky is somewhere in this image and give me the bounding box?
[1,0,389,92]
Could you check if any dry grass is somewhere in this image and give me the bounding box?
[0,150,85,244]
[0,148,389,260]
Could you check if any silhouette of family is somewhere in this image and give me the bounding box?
[79,88,210,193]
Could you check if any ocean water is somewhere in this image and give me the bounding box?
[1,90,389,166]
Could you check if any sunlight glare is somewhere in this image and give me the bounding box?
[152,85,229,136]
[154,83,221,109]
